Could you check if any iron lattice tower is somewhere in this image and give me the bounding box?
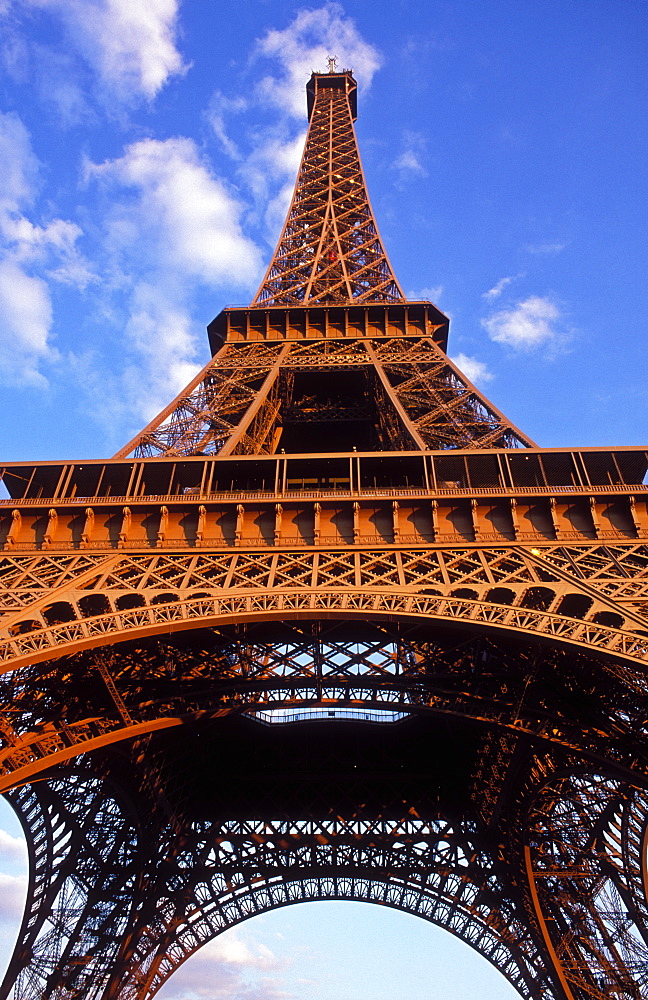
[1,68,648,1000]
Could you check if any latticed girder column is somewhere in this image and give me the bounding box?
[524,772,648,999]
[112,341,290,459]
[253,70,404,306]
[1,775,141,1000]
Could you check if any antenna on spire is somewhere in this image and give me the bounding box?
[327,55,338,73]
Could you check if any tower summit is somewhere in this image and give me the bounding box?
[253,68,404,305]
[1,68,648,1000]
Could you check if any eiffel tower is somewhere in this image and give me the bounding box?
[1,65,648,1000]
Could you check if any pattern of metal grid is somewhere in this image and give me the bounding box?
[253,72,404,306]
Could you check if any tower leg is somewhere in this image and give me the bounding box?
[1,773,140,1000]
[524,771,648,1000]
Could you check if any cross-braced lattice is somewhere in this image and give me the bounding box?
[1,65,647,1000]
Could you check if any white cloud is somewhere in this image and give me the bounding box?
[121,284,202,420]
[482,295,562,351]
[89,137,262,286]
[206,91,248,161]
[255,3,381,118]
[157,928,285,1000]
[394,149,426,176]
[482,274,520,301]
[0,110,37,210]
[25,0,188,102]
[451,352,494,385]
[394,130,427,179]
[87,136,264,417]
[241,130,306,242]
[198,933,277,969]
[0,260,53,384]
[409,285,443,302]
[2,215,93,287]
[0,828,27,864]
[205,6,380,253]
[0,111,90,384]
[526,242,565,255]
[0,872,27,923]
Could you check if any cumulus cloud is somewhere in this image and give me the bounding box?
[87,136,264,415]
[0,872,27,923]
[0,826,28,924]
[0,111,91,384]
[120,284,205,421]
[24,0,188,103]
[197,933,277,969]
[255,3,381,118]
[482,295,562,352]
[0,261,53,384]
[89,136,262,285]
[451,353,493,385]
[242,130,306,241]
[157,928,285,1000]
[0,828,27,864]
[0,110,37,208]
[3,215,93,287]
[205,4,382,254]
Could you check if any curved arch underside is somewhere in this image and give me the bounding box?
[0,772,561,1000]
[2,612,648,795]
[4,760,648,1000]
[2,574,648,1000]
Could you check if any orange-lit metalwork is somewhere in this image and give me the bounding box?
[253,71,403,306]
[1,69,648,1000]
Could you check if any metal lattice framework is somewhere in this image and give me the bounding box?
[1,66,648,1000]
[114,333,533,460]
[253,70,403,306]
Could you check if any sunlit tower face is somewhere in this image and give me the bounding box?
[1,48,648,1000]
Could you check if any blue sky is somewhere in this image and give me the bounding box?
[0,0,646,995]
[0,0,646,463]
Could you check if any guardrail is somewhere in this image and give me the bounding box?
[249,708,410,725]
[1,482,646,507]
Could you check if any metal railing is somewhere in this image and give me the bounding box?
[1,482,647,507]
[241,708,410,725]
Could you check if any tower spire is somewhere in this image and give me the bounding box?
[252,69,404,306]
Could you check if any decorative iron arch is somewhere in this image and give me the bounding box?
[2,589,647,674]
[2,612,648,796]
[6,757,648,1000]
[3,769,555,1000]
